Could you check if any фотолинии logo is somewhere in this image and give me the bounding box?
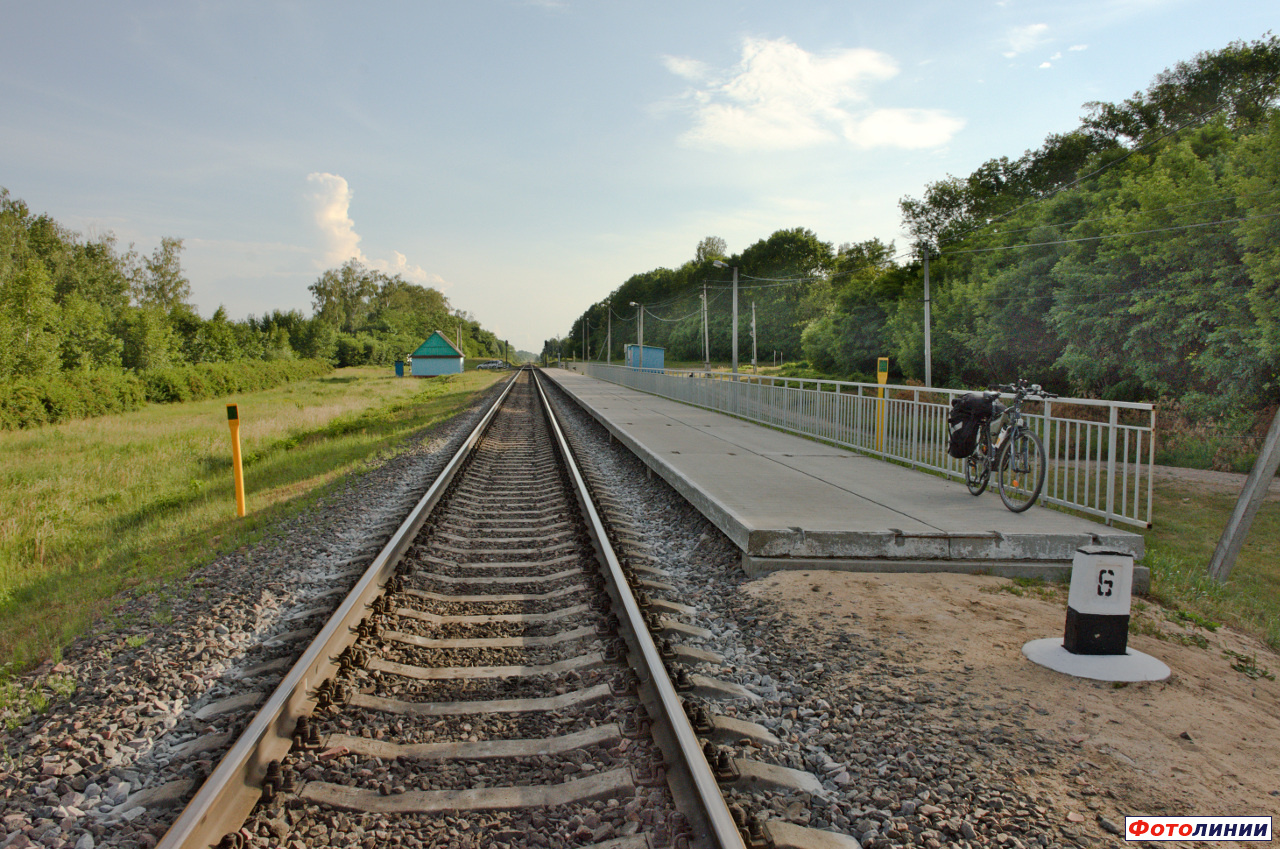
[1126,817,1272,841]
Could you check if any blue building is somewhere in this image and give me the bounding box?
[624,344,665,370]
[409,331,464,376]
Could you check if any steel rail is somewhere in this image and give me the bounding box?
[157,371,521,849]
[531,369,746,849]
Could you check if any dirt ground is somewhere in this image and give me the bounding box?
[745,569,1280,831]
[1151,464,1280,500]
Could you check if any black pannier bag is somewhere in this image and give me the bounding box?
[947,392,994,459]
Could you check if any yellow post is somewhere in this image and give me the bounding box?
[227,404,246,518]
[875,357,889,452]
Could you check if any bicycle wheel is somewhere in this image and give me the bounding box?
[997,429,1046,512]
[964,427,991,496]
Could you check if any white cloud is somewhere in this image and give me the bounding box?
[306,172,362,266]
[1004,23,1049,56]
[842,109,966,148]
[666,37,962,152]
[662,55,710,82]
[1069,44,1089,51]
[304,172,440,287]
[1039,61,1052,69]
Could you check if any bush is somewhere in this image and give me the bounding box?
[0,360,332,431]
[0,382,49,429]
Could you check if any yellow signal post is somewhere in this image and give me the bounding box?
[875,357,889,452]
[227,404,246,518]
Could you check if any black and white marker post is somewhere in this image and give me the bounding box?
[1023,546,1170,682]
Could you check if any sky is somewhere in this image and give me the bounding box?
[1,1,1275,352]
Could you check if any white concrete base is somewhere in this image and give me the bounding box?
[1022,637,1171,682]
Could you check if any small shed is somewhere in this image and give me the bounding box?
[624,344,665,371]
[410,331,464,377]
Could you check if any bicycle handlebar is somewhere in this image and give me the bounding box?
[987,380,1059,399]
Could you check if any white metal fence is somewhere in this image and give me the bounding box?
[583,363,1156,528]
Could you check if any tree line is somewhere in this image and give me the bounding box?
[551,35,1280,418]
[0,193,509,384]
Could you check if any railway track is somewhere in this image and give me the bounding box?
[158,369,854,849]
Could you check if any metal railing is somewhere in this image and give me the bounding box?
[583,364,1156,528]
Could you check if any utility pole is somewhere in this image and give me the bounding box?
[923,251,933,388]
[607,307,611,366]
[751,301,757,373]
[712,261,738,375]
[732,265,738,375]
[702,283,709,372]
[629,301,643,368]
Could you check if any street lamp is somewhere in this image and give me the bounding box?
[712,261,739,375]
[628,301,643,369]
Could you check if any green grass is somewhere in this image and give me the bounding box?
[1139,484,1280,651]
[0,367,502,674]
[981,575,1063,601]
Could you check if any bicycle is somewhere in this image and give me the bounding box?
[963,380,1057,512]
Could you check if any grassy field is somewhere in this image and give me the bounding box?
[0,367,503,674]
[1139,483,1280,650]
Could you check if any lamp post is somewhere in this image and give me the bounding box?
[712,261,739,374]
[628,301,643,369]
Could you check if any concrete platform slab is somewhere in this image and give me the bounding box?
[543,370,1145,588]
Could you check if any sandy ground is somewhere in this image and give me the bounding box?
[745,570,1280,835]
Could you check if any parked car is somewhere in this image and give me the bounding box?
[478,360,505,370]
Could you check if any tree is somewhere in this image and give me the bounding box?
[118,305,182,370]
[0,263,61,381]
[308,259,381,334]
[59,295,123,371]
[1083,34,1280,144]
[132,237,192,310]
[694,236,727,264]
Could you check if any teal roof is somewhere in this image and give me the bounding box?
[411,331,464,358]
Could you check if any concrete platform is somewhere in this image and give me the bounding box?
[543,370,1147,591]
